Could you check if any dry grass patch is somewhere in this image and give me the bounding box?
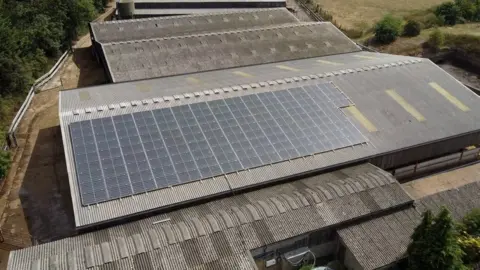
[312,0,445,31]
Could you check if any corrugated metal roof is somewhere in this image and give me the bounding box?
[125,8,287,17]
[338,180,480,270]
[100,22,361,82]
[7,164,413,270]
[58,52,480,228]
[60,52,410,112]
[92,8,298,43]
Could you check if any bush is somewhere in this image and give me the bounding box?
[403,20,421,36]
[435,2,460,25]
[455,0,478,21]
[424,12,446,28]
[428,28,445,50]
[458,235,480,264]
[374,14,403,44]
[460,208,480,236]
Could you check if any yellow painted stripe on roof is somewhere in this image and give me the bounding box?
[78,91,91,101]
[386,89,426,122]
[429,82,470,111]
[186,77,201,84]
[316,60,343,66]
[232,71,253,78]
[275,65,300,72]
[353,54,379,60]
[136,83,151,93]
[345,106,377,132]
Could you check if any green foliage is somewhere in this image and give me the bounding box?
[299,265,314,270]
[424,12,446,28]
[458,235,480,264]
[455,0,479,21]
[408,210,434,270]
[0,0,107,177]
[460,209,480,236]
[403,20,422,37]
[435,2,461,25]
[374,14,403,44]
[429,28,446,50]
[407,208,466,270]
[0,150,10,179]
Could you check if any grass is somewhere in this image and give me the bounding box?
[312,0,445,32]
[363,23,480,56]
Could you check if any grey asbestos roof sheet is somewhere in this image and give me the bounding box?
[92,8,298,43]
[338,180,480,270]
[101,22,361,82]
[7,164,413,270]
[58,52,480,228]
[127,8,285,16]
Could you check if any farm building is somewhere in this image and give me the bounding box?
[57,49,480,229]
[114,0,287,19]
[90,8,299,44]
[7,7,480,270]
[94,21,360,83]
[7,168,480,269]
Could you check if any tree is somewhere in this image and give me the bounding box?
[407,207,465,270]
[455,0,478,21]
[435,2,460,25]
[374,14,403,44]
[403,20,421,37]
[408,210,434,270]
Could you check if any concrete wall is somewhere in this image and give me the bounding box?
[343,248,363,270]
[369,131,480,170]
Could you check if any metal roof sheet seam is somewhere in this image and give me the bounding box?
[91,8,299,44]
[102,22,323,45]
[93,8,291,25]
[101,22,362,82]
[338,180,480,270]
[7,164,414,270]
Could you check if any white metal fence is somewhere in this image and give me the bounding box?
[6,50,70,148]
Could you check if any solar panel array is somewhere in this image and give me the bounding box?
[70,83,365,205]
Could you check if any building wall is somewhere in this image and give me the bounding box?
[369,131,480,170]
[252,229,337,270]
[343,248,363,270]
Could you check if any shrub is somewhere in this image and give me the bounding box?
[403,20,421,36]
[460,208,480,236]
[424,12,445,28]
[374,14,403,44]
[435,2,460,25]
[428,28,445,50]
[458,235,480,264]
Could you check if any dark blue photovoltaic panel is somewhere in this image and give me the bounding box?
[70,82,366,205]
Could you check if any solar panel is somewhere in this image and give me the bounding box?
[70,82,366,205]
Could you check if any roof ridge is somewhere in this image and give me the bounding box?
[102,22,325,46]
[63,58,422,117]
[93,7,288,25]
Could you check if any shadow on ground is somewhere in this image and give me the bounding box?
[66,46,107,89]
[19,126,75,244]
